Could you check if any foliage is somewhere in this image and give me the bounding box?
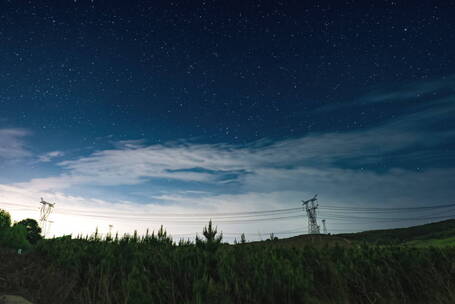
[15,218,43,244]
[405,236,455,248]
[196,220,223,252]
[0,222,31,250]
[1,209,455,303]
[0,209,31,249]
[0,209,12,230]
[29,222,455,304]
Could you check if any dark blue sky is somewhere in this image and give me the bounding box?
[2,2,453,145]
[1,1,455,238]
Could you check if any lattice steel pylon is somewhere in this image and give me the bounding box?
[302,194,320,234]
[322,219,328,234]
[39,198,55,237]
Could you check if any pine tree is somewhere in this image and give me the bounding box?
[240,233,246,244]
[196,220,222,252]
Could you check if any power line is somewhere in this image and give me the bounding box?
[2,200,455,225]
[50,212,304,224]
[320,203,455,211]
[0,201,301,217]
[3,200,455,216]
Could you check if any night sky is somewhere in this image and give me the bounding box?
[1,1,455,240]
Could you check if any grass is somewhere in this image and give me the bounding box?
[337,219,455,245]
[405,236,455,248]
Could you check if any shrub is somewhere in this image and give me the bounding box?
[0,223,31,250]
[15,218,43,244]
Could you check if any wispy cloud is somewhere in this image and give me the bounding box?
[37,151,65,163]
[316,75,455,113]
[2,77,455,240]
[361,75,455,104]
[0,128,30,160]
[17,99,449,193]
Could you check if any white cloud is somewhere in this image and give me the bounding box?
[18,102,450,193]
[1,83,455,240]
[0,128,30,160]
[3,165,455,241]
[37,151,65,162]
[0,183,309,240]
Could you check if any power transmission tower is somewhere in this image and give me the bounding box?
[108,224,113,238]
[302,194,320,234]
[39,198,55,237]
[322,219,328,234]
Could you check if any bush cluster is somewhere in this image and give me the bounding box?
[0,209,42,250]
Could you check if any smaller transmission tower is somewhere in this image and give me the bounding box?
[39,198,55,237]
[108,224,114,238]
[322,219,328,234]
[302,194,320,234]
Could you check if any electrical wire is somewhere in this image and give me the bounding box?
[2,200,455,226]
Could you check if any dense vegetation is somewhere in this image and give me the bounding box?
[0,209,42,250]
[1,208,455,304]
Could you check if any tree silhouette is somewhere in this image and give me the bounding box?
[240,233,246,244]
[0,209,12,230]
[15,219,43,244]
[196,220,222,252]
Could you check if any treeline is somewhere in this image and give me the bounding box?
[1,208,455,303]
[0,209,42,250]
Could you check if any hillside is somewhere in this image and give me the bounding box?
[247,233,353,248]
[245,219,455,248]
[337,219,455,245]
